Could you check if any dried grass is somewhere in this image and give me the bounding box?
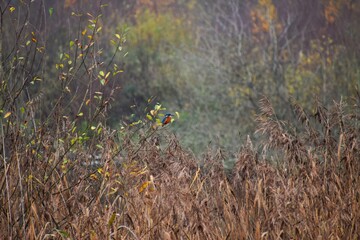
[1,97,360,239]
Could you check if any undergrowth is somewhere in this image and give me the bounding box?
[1,2,360,239]
[1,96,359,239]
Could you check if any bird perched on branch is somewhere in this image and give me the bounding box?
[161,113,174,126]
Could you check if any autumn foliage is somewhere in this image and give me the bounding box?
[1,0,360,239]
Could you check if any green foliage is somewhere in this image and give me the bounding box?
[164,0,360,153]
[2,0,359,155]
[105,5,193,124]
[129,9,191,51]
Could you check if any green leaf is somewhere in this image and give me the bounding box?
[69,40,74,48]
[154,104,161,111]
[114,70,123,75]
[108,212,116,227]
[48,7,54,16]
[99,71,105,77]
[88,24,95,30]
[129,120,142,127]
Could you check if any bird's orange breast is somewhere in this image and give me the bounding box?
[163,116,171,125]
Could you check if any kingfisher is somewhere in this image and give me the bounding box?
[161,113,174,126]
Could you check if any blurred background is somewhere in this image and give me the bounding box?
[2,0,359,153]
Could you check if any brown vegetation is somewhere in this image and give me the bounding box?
[1,97,359,239]
[1,1,360,239]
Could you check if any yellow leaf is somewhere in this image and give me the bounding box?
[9,6,15,12]
[154,104,161,111]
[4,112,11,119]
[138,181,149,193]
[150,110,157,116]
[156,119,162,126]
[90,174,98,180]
[105,72,110,79]
[175,111,180,119]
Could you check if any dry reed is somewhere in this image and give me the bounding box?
[1,97,359,239]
